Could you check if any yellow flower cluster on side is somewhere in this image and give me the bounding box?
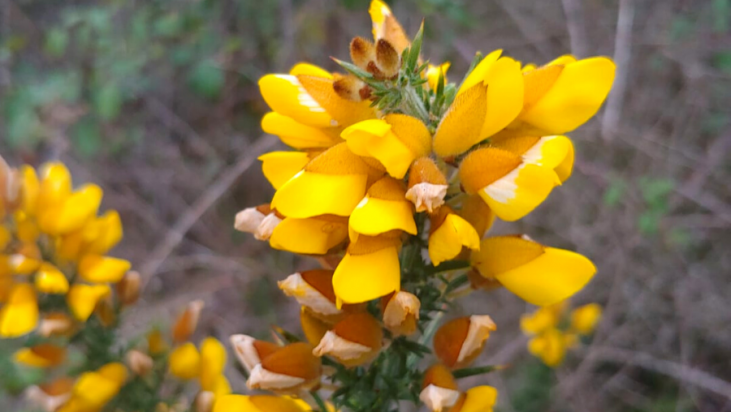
[520,302,602,367]
[235,0,613,309]
[1,156,133,341]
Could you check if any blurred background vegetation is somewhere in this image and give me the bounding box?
[1,0,730,411]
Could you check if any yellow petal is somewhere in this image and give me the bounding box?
[0,283,38,337]
[458,386,498,412]
[428,214,480,266]
[0,227,10,250]
[66,284,111,321]
[458,50,502,95]
[369,0,410,53]
[62,363,127,412]
[39,184,103,235]
[20,165,40,216]
[78,255,131,283]
[34,263,70,294]
[259,151,311,189]
[497,247,596,306]
[519,57,615,134]
[548,54,577,66]
[570,303,602,335]
[84,210,123,254]
[259,74,336,128]
[213,395,306,412]
[261,112,341,149]
[169,343,201,380]
[270,216,348,255]
[554,139,574,183]
[477,163,559,222]
[433,83,488,157]
[271,171,368,218]
[300,307,331,346]
[426,62,450,91]
[200,337,227,392]
[520,306,561,335]
[37,162,71,214]
[14,344,66,368]
[289,63,333,79]
[350,197,416,238]
[298,74,376,127]
[459,194,495,239]
[471,236,545,278]
[333,243,400,304]
[528,328,567,367]
[342,115,430,179]
[478,57,524,139]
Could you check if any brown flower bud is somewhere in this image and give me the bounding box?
[172,300,204,343]
[381,291,420,336]
[406,158,449,213]
[95,295,116,327]
[350,37,376,70]
[234,204,276,239]
[433,315,497,369]
[230,334,281,372]
[126,350,154,377]
[313,312,383,367]
[375,39,400,78]
[38,313,75,337]
[420,364,460,412]
[116,271,141,306]
[333,75,368,102]
[247,342,322,393]
[195,391,215,412]
[25,377,74,412]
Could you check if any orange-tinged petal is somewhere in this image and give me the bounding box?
[259,151,311,189]
[77,255,130,284]
[298,75,376,127]
[370,0,410,53]
[270,215,348,254]
[300,307,331,346]
[459,195,495,239]
[289,63,333,79]
[519,57,615,134]
[0,283,38,337]
[433,83,488,157]
[66,284,111,321]
[172,300,205,343]
[14,344,66,368]
[261,112,342,149]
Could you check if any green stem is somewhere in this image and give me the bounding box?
[401,86,430,123]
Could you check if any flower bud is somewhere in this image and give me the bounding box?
[148,329,169,355]
[333,75,368,102]
[230,334,281,372]
[234,204,282,240]
[278,270,341,320]
[405,158,448,213]
[428,206,480,266]
[95,295,116,327]
[313,312,382,367]
[195,391,215,412]
[434,315,496,369]
[247,342,322,392]
[169,342,201,380]
[25,377,74,412]
[38,313,75,337]
[116,270,141,306]
[419,364,460,412]
[172,300,204,343]
[381,291,420,336]
[126,349,154,377]
[350,37,376,70]
[570,303,602,335]
[375,39,400,78]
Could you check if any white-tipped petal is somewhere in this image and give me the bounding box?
[25,386,71,412]
[312,331,372,361]
[254,213,282,240]
[405,183,448,213]
[419,384,461,412]
[234,208,266,233]
[383,291,420,330]
[247,364,305,390]
[230,334,262,372]
[278,273,340,316]
[457,315,497,363]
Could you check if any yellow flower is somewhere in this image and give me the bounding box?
[169,338,231,400]
[419,364,460,412]
[527,328,571,367]
[57,362,128,412]
[332,233,401,304]
[278,270,342,320]
[471,236,596,306]
[312,312,383,367]
[0,283,38,337]
[229,334,282,373]
[427,206,480,266]
[349,176,416,241]
[369,0,410,54]
[520,302,566,336]
[513,55,616,135]
[449,386,499,412]
[66,284,111,322]
[14,343,66,368]
[381,291,420,337]
[259,151,313,189]
[213,394,307,412]
[570,303,602,335]
[246,342,322,393]
[270,215,348,255]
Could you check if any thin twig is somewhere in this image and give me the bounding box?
[560,0,588,57]
[139,135,277,289]
[601,0,635,140]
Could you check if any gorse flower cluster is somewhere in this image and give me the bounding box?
[1,1,614,411]
[230,0,615,411]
